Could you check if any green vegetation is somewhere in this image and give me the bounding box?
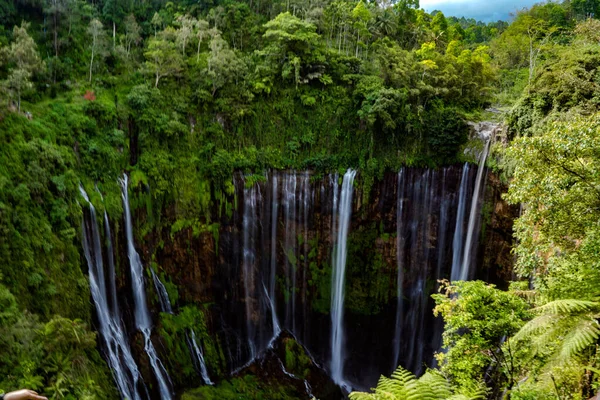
[0,288,116,398]
[433,281,531,395]
[349,365,485,400]
[349,5,600,400]
[282,337,312,379]
[181,375,300,400]
[0,0,599,398]
[159,306,224,386]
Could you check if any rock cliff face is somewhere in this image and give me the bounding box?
[477,172,519,286]
[112,166,517,395]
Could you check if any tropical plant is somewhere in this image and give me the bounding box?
[349,366,486,400]
[515,298,600,366]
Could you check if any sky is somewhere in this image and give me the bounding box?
[419,0,541,22]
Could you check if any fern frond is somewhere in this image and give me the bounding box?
[559,317,600,361]
[417,370,452,398]
[535,299,599,315]
[349,365,473,400]
[513,314,557,342]
[348,392,378,400]
[528,320,565,358]
[447,387,486,400]
[384,366,416,398]
[389,365,417,386]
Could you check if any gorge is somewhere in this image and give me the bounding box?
[4,0,597,397]
[79,132,515,398]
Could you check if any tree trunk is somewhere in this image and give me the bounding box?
[113,22,116,49]
[54,12,59,57]
[155,73,160,87]
[90,49,94,82]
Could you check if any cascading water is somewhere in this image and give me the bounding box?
[189,330,214,385]
[389,164,492,377]
[81,167,496,396]
[269,173,281,342]
[104,211,120,318]
[216,166,492,389]
[298,171,311,342]
[80,186,143,400]
[330,169,357,389]
[431,169,449,367]
[460,139,491,281]
[400,170,436,375]
[151,268,173,314]
[392,169,406,369]
[242,180,261,361]
[450,164,470,282]
[283,172,297,333]
[120,174,173,400]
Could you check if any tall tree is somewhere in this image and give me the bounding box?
[260,12,323,87]
[44,0,67,57]
[176,14,195,56]
[352,0,371,58]
[2,22,42,111]
[151,12,163,37]
[207,32,246,96]
[123,14,141,57]
[87,19,106,82]
[144,28,184,87]
[195,18,210,62]
[102,0,127,49]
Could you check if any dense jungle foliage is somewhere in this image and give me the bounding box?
[0,0,599,398]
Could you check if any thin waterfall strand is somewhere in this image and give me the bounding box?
[269,172,281,341]
[460,140,491,281]
[450,164,470,282]
[242,181,260,361]
[120,174,173,400]
[151,268,173,314]
[330,169,357,389]
[80,186,143,400]
[392,169,405,369]
[190,330,214,385]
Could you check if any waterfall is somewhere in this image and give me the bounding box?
[392,169,405,369]
[283,172,297,332]
[242,180,260,361]
[299,171,311,342]
[436,170,449,283]
[120,174,173,400]
[104,211,120,318]
[269,172,281,341]
[330,169,357,389]
[403,170,435,375]
[151,268,173,314]
[460,140,491,281]
[431,170,449,367]
[264,283,281,346]
[80,186,143,400]
[450,164,470,282]
[189,329,214,385]
[220,166,491,385]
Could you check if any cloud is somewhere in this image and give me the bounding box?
[419,0,540,22]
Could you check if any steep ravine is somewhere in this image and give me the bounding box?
[99,166,518,398]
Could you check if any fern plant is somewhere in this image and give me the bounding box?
[514,298,600,364]
[348,366,485,400]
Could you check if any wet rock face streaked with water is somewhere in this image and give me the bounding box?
[87,159,516,398]
[206,165,511,390]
